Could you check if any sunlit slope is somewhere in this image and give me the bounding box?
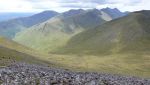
[0,37,51,66]
[41,53,150,77]
[14,8,126,53]
[60,10,150,54]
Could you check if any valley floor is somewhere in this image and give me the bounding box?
[0,63,150,85]
[37,53,150,78]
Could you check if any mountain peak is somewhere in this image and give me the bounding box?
[84,8,101,16]
[60,9,85,18]
[67,9,84,12]
[29,10,58,18]
[101,7,119,11]
[101,7,127,19]
[40,10,58,14]
[88,8,99,12]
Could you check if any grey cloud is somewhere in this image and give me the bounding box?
[24,0,143,12]
[59,0,106,4]
[58,0,106,9]
[27,0,106,9]
[60,3,97,8]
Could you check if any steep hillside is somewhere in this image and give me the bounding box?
[60,10,150,55]
[0,11,58,38]
[14,8,126,53]
[0,36,51,66]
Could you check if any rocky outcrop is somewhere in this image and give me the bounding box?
[0,63,149,85]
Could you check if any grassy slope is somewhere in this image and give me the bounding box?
[59,11,150,54]
[39,53,150,78]
[0,46,48,67]
[39,11,150,77]
[13,23,76,53]
[0,36,56,67]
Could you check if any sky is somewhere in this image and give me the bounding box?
[0,0,149,12]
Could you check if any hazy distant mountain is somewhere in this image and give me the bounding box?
[0,12,35,22]
[60,10,150,54]
[0,11,58,38]
[57,9,85,18]
[14,8,127,53]
[101,8,128,19]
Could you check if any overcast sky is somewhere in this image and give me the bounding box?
[0,0,149,12]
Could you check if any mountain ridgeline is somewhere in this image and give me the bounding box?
[0,11,58,38]
[14,8,127,53]
[0,12,34,22]
[59,10,150,55]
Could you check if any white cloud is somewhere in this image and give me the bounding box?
[0,0,34,12]
[97,0,150,12]
[0,0,149,12]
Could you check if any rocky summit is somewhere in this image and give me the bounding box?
[0,63,149,85]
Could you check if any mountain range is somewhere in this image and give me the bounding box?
[0,12,35,22]
[0,8,149,77]
[59,10,150,55]
[0,11,58,38]
[14,8,127,53]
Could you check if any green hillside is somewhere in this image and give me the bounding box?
[0,36,52,67]
[60,10,150,55]
[38,10,150,77]
[14,9,125,53]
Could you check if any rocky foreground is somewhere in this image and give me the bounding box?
[0,63,150,85]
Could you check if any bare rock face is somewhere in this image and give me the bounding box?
[0,63,150,85]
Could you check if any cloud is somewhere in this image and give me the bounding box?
[106,0,140,4]
[103,0,150,12]
[0,0,34,12]
[59,0,106,4]
[0,0,149,12]
[60,2,98,8]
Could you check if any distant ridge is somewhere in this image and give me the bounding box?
[14,8,127,53]
[101,8,128,19]
[0,12,34,22]
[0,11,58,38]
